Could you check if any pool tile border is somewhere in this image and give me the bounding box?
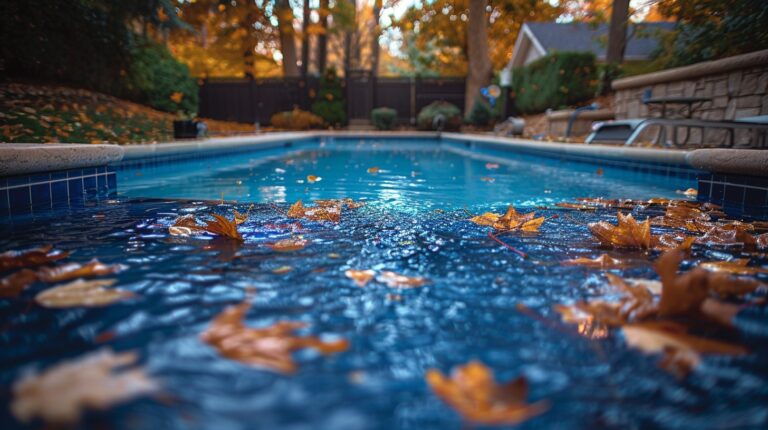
[697,173,768,219]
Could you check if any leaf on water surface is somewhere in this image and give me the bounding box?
[36,259,127,283]
[426,361,549,426]
[287,199,363,223]
[480,176,495,183]
[199,299,348,373]
[622,321,747,378]
[203,213,243,242]
[0,269,39,298]
[367,166,380,174]
[652,205,712,233]
[271,266,293,274]
[562,254,628,269]
[10,348,158,424]
[699,259,768,275]
[589,212,652,249]
[306,175,322,184]
[469,206,545,232]
[168,226,194,237]
[233,204,254,225]
[266,237,309,252]
[696,223,757,249]
[653,233,695,251]
[0,245,69,272]
[35,279,134,308]
[485,163,499,169]
[676,188,698,197]
[376,271,429,289]
[345,269,375,287]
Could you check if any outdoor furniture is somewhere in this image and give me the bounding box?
[642,95,712,118]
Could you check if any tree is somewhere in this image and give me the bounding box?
[371,0,383,76]
[318,0,330,73]
[606,0,630,64]
[465,0,492,114]
[276,0,299,77]
[300,0,311,77]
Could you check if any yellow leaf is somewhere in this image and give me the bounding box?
[35,278,133,308]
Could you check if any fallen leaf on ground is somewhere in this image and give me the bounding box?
[265,238,309,252]
[345,269,375,287]
[426,361,549,426]
[377,271,428,288]
[0,245,69,272]
[0,269,39,298]
[589,212,652,249]
[36,260,127,283]
[470,206,545,232]
[200,298,348,373]
[10,349,157,424]
[562,254,628,268]
[35,279,133,308]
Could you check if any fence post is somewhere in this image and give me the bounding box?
[410,76,416,125]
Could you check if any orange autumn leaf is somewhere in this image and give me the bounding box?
[345,269,375,287]
[35,279,134,308]
[199,298,348,374]
[306,175,322,184]
[696,223,757,249]
[470,206,545,232]
[589,212,652,249]
[653,233,695,251]
[0,269,38,298]
[562,254,627,268]
[367,166,380,174]
[203,214,243,242]
[169,91,184,103]
[0,245,69,272]
[265,237,309,252]
[426,361,549,426]
[36,260,127,283]
[377,271,428,289]
[699,259,768,275]
[287,200,347,223]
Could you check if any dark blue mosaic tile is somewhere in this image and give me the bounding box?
[724,184,745,204]
[744,187,768,207]
[83,175,98,193]
[67,169,84,179]
[68,178,84,201]
[0,189,9,209]
[51,171,68,180]
[50,180,68,203]
[107,173,116,190]
[82,167,97,176]
[7,176,29,187]
[698,181,711,199]
[9,186,30,209]
[711,182,725,202]
[31,183,51,207]
[29,173,50,184]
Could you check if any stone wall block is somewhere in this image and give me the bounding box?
[713,79,728,96]
[734,107,760,118]
[725,99,737,120]
[758,72,768,94]
[727,71,742,96]
[762,95,768,115]
[736,95,762,108]
[712,96,729,108]
[740,73,759,96]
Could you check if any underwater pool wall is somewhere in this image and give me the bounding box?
[2,132,767,219]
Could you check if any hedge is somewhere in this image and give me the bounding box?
[512,52,597,115]
[416,101,462,131]
[371,107,397,130]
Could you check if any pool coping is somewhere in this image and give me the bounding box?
[0,143,124,176]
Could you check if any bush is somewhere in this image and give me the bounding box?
[511,52,597,114]
[416,101,462,131]
[371,107,397,130]
[270,108,323,130]
[467,100,492,126]
[123,38,199,115]
[311,67,346,126]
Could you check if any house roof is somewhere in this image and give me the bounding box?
[524,21,675,61]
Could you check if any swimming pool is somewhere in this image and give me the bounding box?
[1,136,766,429]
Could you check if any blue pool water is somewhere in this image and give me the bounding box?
[1,138,767,430]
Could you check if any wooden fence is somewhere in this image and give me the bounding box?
[198,75,466,126]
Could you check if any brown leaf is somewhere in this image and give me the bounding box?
[200,298,348,373]
[345,269,375,287]
[367,166,380,174]
[37,260,127,283]
[0,269,39,298]
[287,200,341,223]
[655,250,710,318]
[0,245,69,272]
[699,258,768,275]
[696,223,757,249]
[35,279,134,308]
[589,212,652,249]
[204,214,243,241]
[265,237,309,252]
[10,349,157,424]
[377,271,428,289]
[470,206,545,232]
[426,361,549,425]
[562,254,628,268]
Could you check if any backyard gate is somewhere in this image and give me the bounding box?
[198,76,465,127]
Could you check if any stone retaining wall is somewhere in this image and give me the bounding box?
[612,50,768,121]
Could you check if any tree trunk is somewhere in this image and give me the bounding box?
[317,0,329,73]
[300,0,310,77]
[606,0,630,64]
[465,0,493,115]
[371,0,382,76]
[277,0,299,78]
[343,0,356,75]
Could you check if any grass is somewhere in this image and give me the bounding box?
[0,82,254,144]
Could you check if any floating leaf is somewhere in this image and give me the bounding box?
[306,175,322,183]
[696,223,757,249]
[0,269,38,298]
[168,226,194,236]
[699,259,768,275]
[10,349,157,424]
[485,163,499,169]
[345,269,375,287]
[589,212,651,249]
[35,279,133,308]
[271,266,293,274]
[470,206,545,232]
[203,214,243,241]
[266,237,308,252]
[0,245,69,272]
[200,299,348,373]
[376,271,428,289]
[426,361,549,426]
[562,254,628,268]
[37,260,127,283]
[676,188,698,197]
[367,166,380,174]
[287,200,341,223]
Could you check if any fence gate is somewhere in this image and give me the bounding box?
[345,69,374,123]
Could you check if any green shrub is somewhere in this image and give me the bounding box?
[512,52,597,115]
[467,100,492,126]
[416,101,462,131]
[123,38,199,114]
[371,107,397,130]
[270,108,324,130]
[311,67,346,126]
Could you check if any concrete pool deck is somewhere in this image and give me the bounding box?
[1,132,767,217]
